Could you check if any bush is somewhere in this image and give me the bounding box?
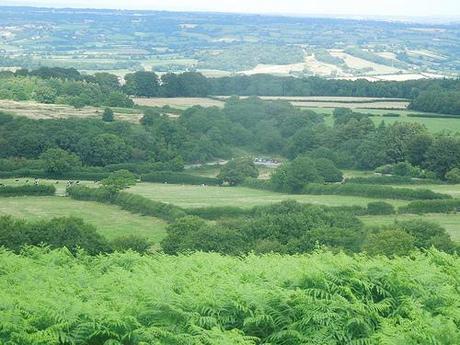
[0,216,110,254]
[446,167,460,183]
[111,235,152,254]
[362,229,415,256]
[313,158,343,182]
[101,169,137,191]
[39,148,82,176]
[217,158,258,186]
[367,201,395,215]
[271,156,323,193]
[141,171,222,186]
[102,107,114,122]
[0,184,55,197]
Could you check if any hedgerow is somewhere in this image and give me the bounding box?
[399,199,460,214]
[141,171,222,185]
[0,248,458,344]
[67,185,186,222]
[0,184,55,197]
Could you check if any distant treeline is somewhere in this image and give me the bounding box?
[2,67,460,114]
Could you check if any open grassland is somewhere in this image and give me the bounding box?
[0,99,143,122]
[128,183,407,208]
[360,213,460,242]
[0,196,167,241]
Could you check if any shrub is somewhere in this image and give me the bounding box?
[271,156,323,193]
[101,169,137,191]
[111,235,152,254]
[367,201,395,215]
[217,158,259,186]
[313,158,343,182]
[102,107,114,122]
[0,184,55,197]
[362,229,415,256]
[445,167,460,183]
[39,148,82,176]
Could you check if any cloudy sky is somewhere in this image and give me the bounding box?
[3,0,460,17]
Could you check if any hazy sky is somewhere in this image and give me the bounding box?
[3,0,460,17]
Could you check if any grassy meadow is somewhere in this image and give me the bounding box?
[127,182,408,208]
[0,196,167,241]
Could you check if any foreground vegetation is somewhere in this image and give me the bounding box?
[1,248,458,345]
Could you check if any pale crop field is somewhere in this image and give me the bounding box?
[133,97,225,108]
[0,196,167,241]
[127,183,408,208]
[360,214,460,242]
[0,99,143,122]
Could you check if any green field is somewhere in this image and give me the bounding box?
[319,107,460,133]
[0,178,96,196]
[0,196,167,242]
[128,183,408,208]
[360,213,460,242]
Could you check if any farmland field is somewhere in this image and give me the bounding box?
[128,183,408,208]
[0,196,167,241]
[0,99,143,122]
[133,97,225,109]
[360,213,460,242]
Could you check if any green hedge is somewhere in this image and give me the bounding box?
[67,186,186,222]
[0,169,110,181]
[407,113,460,119]
[185,206,252,220]
[105,162,183,174]
[141,171,222,186]
[302,183,450,201]
[347,176,440,185]
[399,199,460,214]
[0,184,56,197]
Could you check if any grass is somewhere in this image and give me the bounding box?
[0,178,96,196]
[0,196,167,242]
[127,183,408,208]
[360,214,460,242]
[319,107,460,133]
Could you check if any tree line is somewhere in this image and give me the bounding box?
[1,67,460,114]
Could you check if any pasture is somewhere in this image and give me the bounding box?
[360,214,460,242]
[127,183,408,208]
[0,196,167,241]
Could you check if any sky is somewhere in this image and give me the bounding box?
[2,0,460,18]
